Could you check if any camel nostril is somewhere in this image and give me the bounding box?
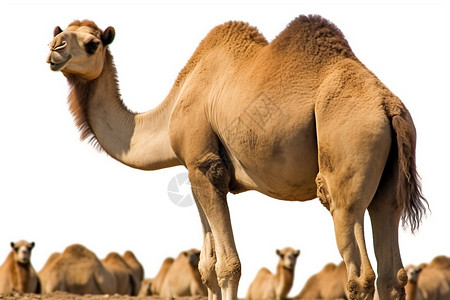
[53,40,67,51]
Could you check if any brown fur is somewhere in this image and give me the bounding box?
[294,261,348,299]
[0,241,40,294]
[48,15,428,300]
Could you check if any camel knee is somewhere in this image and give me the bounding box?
[316,172,332,211]
[216,255,241,288]
[347,271,376,300]
[198,253,218,289]
[376,268,407,300]
[193,153,230,194]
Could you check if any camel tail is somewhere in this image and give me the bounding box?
[391,115,428,233]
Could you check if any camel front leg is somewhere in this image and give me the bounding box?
[194,198,222,300]
[189,153,241,300]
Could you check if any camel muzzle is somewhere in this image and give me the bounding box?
[47,51,72,71]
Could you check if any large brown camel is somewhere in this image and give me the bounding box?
[46,15,428,300]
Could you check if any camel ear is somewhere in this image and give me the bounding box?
[31,242,35,249]
[102,26,115,45]
[276,249,281,256]
[54,26,63,37]
[294,250,300,257]
[10,242,15,249]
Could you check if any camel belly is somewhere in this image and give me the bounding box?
[217,101,319,201]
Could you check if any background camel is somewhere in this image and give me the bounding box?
[47,14,428,300]
[39,244,120,295]
[101,252,140,295]
[246,247,300,300]
[0,240,40,293]
[123,250,144,292]
[159,249,207,299]
[294,260,348,299]
[405,256,450,300]
[139,257,175,296]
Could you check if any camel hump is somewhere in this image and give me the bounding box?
[272,14,354,60]
[322,262,338,272]
[429,256,450,269]
[64,244,97,260]
[208,21,267,47]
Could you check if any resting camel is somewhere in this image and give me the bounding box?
[137,278,153,297]
[145,257,175,296]
[123,250,144,292]
[0,240,40,293]
[39,244,117,295]
[246,247,300,300]
[294,260,348,299]
[159,249,207,299]
[102,252,140,295]
[405,256,450,300]
[47,15,428,300]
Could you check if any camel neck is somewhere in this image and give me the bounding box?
[66,49,181,170]
[405,280,419,300]
[276,263,294,299]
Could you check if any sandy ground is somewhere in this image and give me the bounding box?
[0,292,208,300]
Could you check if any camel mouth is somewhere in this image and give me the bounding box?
[49,55,71,71]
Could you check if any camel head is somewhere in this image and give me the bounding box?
[47,20,115,80]
[405,264,425,284]
[182,249,201,268]
[11,240,35,265]
[276,247,300,270]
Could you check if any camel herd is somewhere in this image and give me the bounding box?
[0,240,448,299]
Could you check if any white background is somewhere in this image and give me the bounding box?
[0,0,449,298]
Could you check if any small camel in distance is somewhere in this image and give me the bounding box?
[405,256,450,300]
[0,240,40,294]
[246,247,300,300]
[47,14,428,300]
[159,249,207,299]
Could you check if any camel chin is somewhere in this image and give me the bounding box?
[48,54,71,71]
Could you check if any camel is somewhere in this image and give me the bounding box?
[0,240,40,293]
[144,257,175,296]
[405,256,450,300]
[101,252,139,295]
[137,278,153,297]
[159,249,207,299]
[38,244,117,295]
[246,247,300,300]
[294,260,348,299]
[123,250,144,293]
[47,15,428,300]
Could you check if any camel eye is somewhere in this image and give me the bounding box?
[85,41,99,54]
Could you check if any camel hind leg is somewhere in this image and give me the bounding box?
[317,170,377,299]
[315,103,392,299]
[368,152,407,300]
